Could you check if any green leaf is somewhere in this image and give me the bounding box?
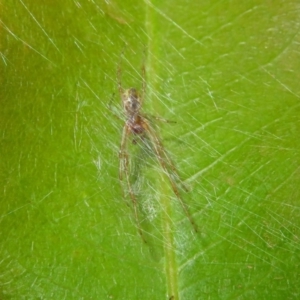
[1,0,300,299]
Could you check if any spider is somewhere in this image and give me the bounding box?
[117,51,198,242]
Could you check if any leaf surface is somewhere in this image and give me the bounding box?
[1,0,300,299]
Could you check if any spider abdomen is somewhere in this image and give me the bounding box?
[128,120,145,135]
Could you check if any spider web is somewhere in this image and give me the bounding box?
[1,0,300,299]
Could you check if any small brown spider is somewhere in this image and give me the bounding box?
[117,51,197,241]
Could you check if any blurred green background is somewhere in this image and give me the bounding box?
[1,0,300,299]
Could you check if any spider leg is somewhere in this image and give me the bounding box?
[155,142,190,193]
[141,58,146,105]
[141,114,189,192]
[119,124,147,242]
[144,120,198,233]
[141,113,177,124]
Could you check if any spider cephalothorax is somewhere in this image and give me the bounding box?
[122,88,141,116]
